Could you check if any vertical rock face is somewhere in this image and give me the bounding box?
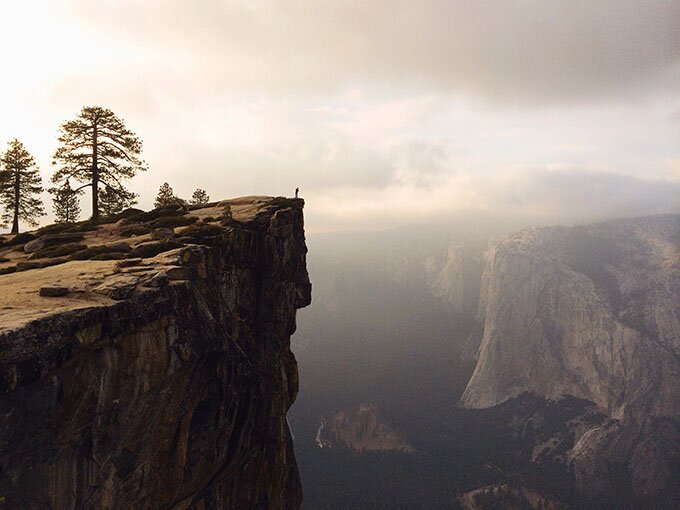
[461,214,680,501]
[0,198,311,509]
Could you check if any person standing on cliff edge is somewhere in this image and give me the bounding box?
[295,187,299,198]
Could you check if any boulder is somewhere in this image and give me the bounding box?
[144,271,169,288]
[165,266,189,281]
[93,275,139,300]
[151,228,175,240]
[24,238,45,254]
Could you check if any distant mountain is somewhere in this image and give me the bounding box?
[462,214,680,504]
[316,403,416,453]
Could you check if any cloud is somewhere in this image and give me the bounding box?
[68,0,680,104]
[390,140,454,188]
[488,169,680,221]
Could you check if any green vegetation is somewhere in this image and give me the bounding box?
[52,106,147,220]
[190,188,209,205]
[148,215,198,229]
[49,180,82,224]
[0,139,45,233]
[154,182,184,209]
[31,243,87,259]
[128,240,183,259]
[70,243,131,260]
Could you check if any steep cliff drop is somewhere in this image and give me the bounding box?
[0,197,311,509]
[461,214,680,505]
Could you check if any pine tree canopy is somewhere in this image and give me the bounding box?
[51,106,147,219]
[0,139,45,233]
[49,181,83,224]
[154,182,184,208]
[99,184,138,217]
[190,188,210,205]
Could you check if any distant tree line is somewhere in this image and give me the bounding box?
[0,106,211,233]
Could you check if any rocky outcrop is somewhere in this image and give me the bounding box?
[315,404,414,453]
[461,214,680,502]
[0,197,311,509]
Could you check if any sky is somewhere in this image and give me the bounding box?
[0,0,678,233]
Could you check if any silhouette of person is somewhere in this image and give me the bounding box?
[295,187,299,198]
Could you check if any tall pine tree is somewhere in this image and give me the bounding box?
[52,106,147,220]
[0,139,45,233]
[50,181,82,224]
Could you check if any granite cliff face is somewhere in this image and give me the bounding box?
[461,214,680,502]
[0,197,311,509]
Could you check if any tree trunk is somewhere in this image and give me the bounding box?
[11,170,19,234]
[92,124,99,220]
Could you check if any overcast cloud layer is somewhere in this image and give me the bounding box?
[0,1,678,232]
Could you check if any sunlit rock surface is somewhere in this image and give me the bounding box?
[462,214,680,501]
[0,197,310,509]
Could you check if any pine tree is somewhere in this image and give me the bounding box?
[50,181,82,224]
[190,188,209,205]
[99,185,137,217]
[51,106,147,220]
[154,182,184,208]
[0,139,45,233]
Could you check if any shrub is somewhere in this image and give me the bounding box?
[91,252,127,260]
[70,242,131,260]
[0,266,16,275]
[5,232,36,247]
[120,225,152,237]
[177,223,224,244]
[121,204,187,225]
[149,215,198,229]
[41,233,86,247]
[127,240,183,259]
[31,243,87,259]
[15,258,68,272]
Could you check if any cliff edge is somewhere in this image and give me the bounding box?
[0,196,311,509]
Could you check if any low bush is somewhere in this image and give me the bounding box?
[15,258,68,272]
[70,242,131,260]
[91,252,127,260]
[31,243,87,259]
[120,225,152,237]
[4,232,36,247]
[177,223,224,244]
[149,215,198,229]
[41,233,86,247]
[127,240,183,259]
[121,204,187,224]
